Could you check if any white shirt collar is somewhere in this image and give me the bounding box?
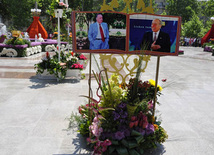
[153,30,160,37]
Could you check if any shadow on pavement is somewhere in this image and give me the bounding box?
[29,76,80,89]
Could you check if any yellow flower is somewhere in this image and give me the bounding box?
[149,79,155,86]
[149,79,163,92]
[158,85,163,91]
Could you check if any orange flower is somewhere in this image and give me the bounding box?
[154,124,159,130]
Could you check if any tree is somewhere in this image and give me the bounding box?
[182,12,204,38]
[0,0,52,30]
[165,0,199,23]
[202,0,214,18]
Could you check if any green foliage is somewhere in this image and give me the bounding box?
[68,112,90,136]
[100,74,126,109]
[6,37,31,46]
[34,52,68,80]
[182,12,204,38]
[201,0,214,18]
[76,31,88,37]
[166,0,199,23]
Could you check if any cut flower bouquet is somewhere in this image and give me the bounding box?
[76,66,168,154]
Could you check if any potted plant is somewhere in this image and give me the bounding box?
[34,51,67,80]
[66,60,83,78]
[75,53,88,68]
[53,0,68,18]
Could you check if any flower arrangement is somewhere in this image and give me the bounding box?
[75,68,168,154]
[71,48,168,154]
[5,31,31,47]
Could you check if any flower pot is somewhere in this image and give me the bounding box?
[38,70,57,80]
[54,9,63,18]
[66,69,81,78]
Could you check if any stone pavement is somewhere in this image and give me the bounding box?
[0,46,214,155]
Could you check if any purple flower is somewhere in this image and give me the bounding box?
[146,124,154,135]
[124,129,131,137]
[114,131,125,140]
[118,102,126,109]
[137,128,145,136]
[121,112,128,119]
[113,112,120,121]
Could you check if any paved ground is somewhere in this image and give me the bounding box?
[0,46,214,155]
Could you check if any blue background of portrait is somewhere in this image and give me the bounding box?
[129,19,178,53]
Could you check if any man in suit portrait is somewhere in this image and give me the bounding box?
[141,18,171,52]
[88,14,109,50]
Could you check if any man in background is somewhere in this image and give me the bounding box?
[141,18,170,52]
[88,14,109,50]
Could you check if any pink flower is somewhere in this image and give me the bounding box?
[71,63,83,69]
[93,116,99,123]
[86,137,91,143]
[148,100,153,109]
[79,54,87,60]
[162,78,167,82]
[104,139,112,146]
[59,2,64,6]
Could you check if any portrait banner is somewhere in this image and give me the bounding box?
[72,11,181,56]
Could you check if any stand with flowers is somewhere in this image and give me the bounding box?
[76,53,168,154]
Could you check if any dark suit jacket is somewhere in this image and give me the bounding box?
[141,31,171,52]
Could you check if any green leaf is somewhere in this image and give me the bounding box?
[111,140,119,145]
[135,135,144,144]
[129,149,140,155]
[79,95,99,105]
[108,146,116,154]
[116,146,129,155]
[131,130,142,136]
[98,107,115,112]
[121,139,129,148]
[137,148,144,155]
[128,140,138,149]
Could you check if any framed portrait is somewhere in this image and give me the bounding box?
[72,11,128,54]
[72,11,181,56]
[129,14,181,56]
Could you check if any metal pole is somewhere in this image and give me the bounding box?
[152,56,160,117]
[57,12,60,62]
[88,53,92,104]
[88,53,92,138]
